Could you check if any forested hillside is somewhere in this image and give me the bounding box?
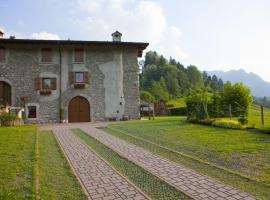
[140,51,224,100]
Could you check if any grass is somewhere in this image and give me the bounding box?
[167,98,186,108]
[38,131,86,200]
[0,126,86,199]
[248,104,270,128]
[0,126,36,199]
[102,117,270,200]
[72,128,192,200]
[167,98,270,130]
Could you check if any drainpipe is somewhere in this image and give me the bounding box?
[58,46,62,123]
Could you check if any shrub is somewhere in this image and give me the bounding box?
[189,118,215,125]
[212,120,243,129]
[169,107,187,116]
[0,113,17,126]
[238,116,248,125]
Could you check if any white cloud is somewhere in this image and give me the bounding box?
[71,0,187,60]
[30,32,60,40]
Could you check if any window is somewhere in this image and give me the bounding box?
[36,78,56,91]
[74,48,84,63]
[42,78,52,89]
[0,81,11,106]
[75,72,84,83]
[28,106,37,118]
[0,47,5,62]
[41,48,52,63]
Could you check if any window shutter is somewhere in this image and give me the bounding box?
[69,72,74,84]
[74,48,84,63]
[0,82,3,99]
[35,78,41,90]
[41,48,52,63]
[0,47,5,62]
[51,78,57,90]
[84,72,90,84]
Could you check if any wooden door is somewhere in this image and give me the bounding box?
[68,96,90,122]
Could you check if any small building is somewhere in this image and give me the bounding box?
[0,31,148,123]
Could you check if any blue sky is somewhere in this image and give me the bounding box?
[1,0,270,81]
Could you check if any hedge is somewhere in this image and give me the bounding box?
[169,107,187,116]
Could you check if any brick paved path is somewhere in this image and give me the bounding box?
[50,126,148,200]
[77,124,256,200]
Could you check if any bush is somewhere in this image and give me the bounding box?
[0,113,17,126]
[189,118,215,125]
[212,120,243,129]
[238,116,248,125]
[169,107,187,116]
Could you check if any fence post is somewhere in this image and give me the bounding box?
[229,104,232,120]
[148,103,150,120]
[261,105,264,127]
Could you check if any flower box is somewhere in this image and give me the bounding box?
[74,83,85,89]
[40,90,52,96]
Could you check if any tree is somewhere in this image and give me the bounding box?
[150,80,170,101]
[210,75,219,91]
[220,82,252,117]
[144,51,159,67]
[140,91,155,103]
[186,65,204,89]
[185,87,212,120]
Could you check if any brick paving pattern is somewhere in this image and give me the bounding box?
[77,124,257,200]
[50,126,148,200]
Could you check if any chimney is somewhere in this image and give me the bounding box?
[0,30,4,38]
[111,31,122,42]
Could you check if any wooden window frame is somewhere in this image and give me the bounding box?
[41,48,53,63]
[74,48,84,63]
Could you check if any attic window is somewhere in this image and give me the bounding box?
[41,48,52,63]
[0,47,5,62]
[74,48,84,63]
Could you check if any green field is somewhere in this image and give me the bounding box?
[167,98,186,108]
[168,97,270,129]
[102,117,270,199]
[0,126,86,199]
[248,104,270,128]
[73,129,191,200]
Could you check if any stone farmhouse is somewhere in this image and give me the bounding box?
[0,31,148,123]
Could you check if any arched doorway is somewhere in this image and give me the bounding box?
[0,81,11,107]
[68,96,90,122]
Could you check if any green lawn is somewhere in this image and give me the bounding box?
[248,104,270,128]
[0,126,86,200]
[166,98,270,129]
[167,98,186,108]
[72,129,191,200]
[38,131,86,200]
[102,117,270,200]
[0,126,36,199]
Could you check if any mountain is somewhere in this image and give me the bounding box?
[207,69,270,97]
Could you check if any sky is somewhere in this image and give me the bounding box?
[1,0,270,82]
